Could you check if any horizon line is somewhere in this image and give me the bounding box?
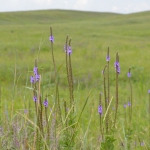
[0,8,150,15]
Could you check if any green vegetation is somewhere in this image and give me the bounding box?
[0,9,150,149]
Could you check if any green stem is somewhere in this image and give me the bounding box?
[129,75,132,123]
[114,52,119,128]
[50,27,56,76]
[103,65,108,133]
[107,47,110,132]
[99,92,103,139]
[68,50,74,112]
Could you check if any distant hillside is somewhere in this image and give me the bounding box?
[0,9,121,25]
[0,9,150,26]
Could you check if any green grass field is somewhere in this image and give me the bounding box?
[0,9,150,149]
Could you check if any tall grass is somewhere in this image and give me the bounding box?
[0,27,150,149]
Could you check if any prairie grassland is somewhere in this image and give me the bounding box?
[0,10,150,149]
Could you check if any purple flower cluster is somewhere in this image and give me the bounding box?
[24,109,28,114]
[114,61,120,74]
[30,67,40,83]
[49,35,54,42]
[98,105,103,115]
[106,55,110,62]
[30,76,35,83]
[33,96,37,102]
[128,102,131,106]
[64,45,72,55]
[127,72,131,78]
[124,104,126,108]
[43,98,48,107]
[140,142,144,146]
[148,89,150,94]
[123,102,131,108]
[33,67,38,75]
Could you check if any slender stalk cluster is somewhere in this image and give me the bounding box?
[30,60,43,149]
[49,27,62,149]
[65,35,74,112]
[29,27,58,149]
[30,62,52,149]
[64,35,76,148]
[101,48,111,134]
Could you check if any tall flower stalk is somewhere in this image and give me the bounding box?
[64,35,76,148]
[43,96,50,148]
[127,68,132,123]
[98,92,103,139]
[106,47,110,133]
[65,35,70,90]
[49,27,57,149]
[102,65,108,133]
[30,60,43,149]
[124,104,127,129]
[65,36,74,112]
[49,26,56,75]
[102,65,107,112]
[114,52,120,128]
[68,39,74,112]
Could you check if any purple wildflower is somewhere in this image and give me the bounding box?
[64,46,72,55]
[49,35,54,42]
[24,109,28,114]
[30,76,35,83]
[98,105,103,115]
[140,142,144,146]
[128,102,131,107]
[33,96,37,102]
[127,72,131,78]
[124,104,126,108]
[31,66,40,83]
[148,90,150,94]
[114,61,120,74]
[68,46,72,54]
[106,55,110,62]
[43,99,48,107]
[33,67,38,75]
[35,74,40,82]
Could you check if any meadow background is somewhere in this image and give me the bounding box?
[0,10,150,149]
